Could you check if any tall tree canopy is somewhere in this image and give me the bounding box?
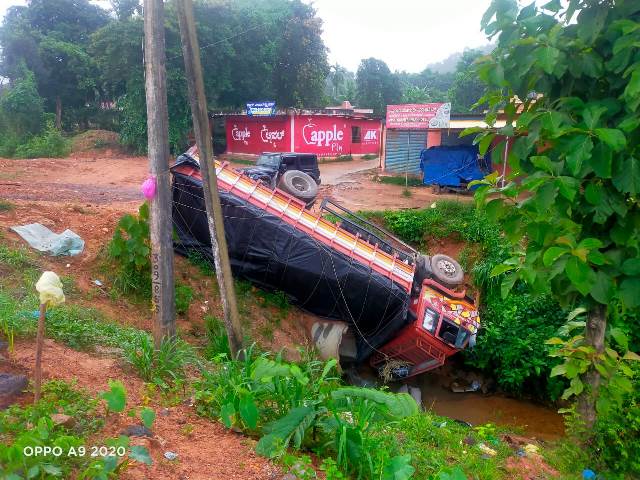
[0,0,330,152]
[448,49,487,113]
[355,58,401,116]
[0,0,108,129]
[396,49,487,112]
[472,0,640,435]
[325,64,356,105]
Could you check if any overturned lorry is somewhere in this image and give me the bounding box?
[171,147,480,378]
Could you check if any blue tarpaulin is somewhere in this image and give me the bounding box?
[419,145,486,188]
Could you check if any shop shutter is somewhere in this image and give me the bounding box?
[384,129,427,174]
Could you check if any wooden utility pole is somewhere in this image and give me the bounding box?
[176,0,244,357]
[33,303,46,402]
[143,0,176,346]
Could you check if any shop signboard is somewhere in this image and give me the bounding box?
[386,103,451,129]
[246,101,276,117]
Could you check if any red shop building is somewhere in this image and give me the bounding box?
[224,111,382,157]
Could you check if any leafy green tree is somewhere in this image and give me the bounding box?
[397,51,487,110]
[110,0,141,20]
[471,0,640,431]
[0,0,108,129]
[448,49,487,113]
[0,65,43,138]
[400,85,431,104]
[38,36,98,129]
[356,58,401,116]
[273,1,329,107]
[90,17,143,101]
[325,64,356,104]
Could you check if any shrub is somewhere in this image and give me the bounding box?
[124,335,197,387]
[592,369,640,477]
[381,201,502,248]
[384,413,511,480]
[464,285,568,399]
[194,348,418,479]
[108,202,151,299]
[14,124,71,159]
[204,315,229,357]
[0,67,44,139]
[0,131,21,158]
[175,283,194,315]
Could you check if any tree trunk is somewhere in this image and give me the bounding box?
[55,96,62,130]
[576,303,607,430]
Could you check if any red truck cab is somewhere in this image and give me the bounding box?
[370,279,480,378]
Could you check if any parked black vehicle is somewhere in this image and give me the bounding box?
[241,152,320,204]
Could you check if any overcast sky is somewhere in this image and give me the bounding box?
[312,0,492,72]
[0,0,494,73]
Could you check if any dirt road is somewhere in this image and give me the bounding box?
[0,153,469,212]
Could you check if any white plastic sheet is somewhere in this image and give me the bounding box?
[11,223,84,256]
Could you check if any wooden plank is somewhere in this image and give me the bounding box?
[143,0,176,345]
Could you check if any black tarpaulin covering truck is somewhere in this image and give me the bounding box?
[171,147,480,377]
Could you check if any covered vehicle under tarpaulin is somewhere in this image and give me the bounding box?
[171,154,412,362]
[419,145,487,188]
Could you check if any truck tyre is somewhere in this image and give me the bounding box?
[278,170,318,202]
[430,254,464,287]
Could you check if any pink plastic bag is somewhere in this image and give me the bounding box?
[141,176,156,200]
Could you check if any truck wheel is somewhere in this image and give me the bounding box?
[430,254,464,287]
[278,170,318,202]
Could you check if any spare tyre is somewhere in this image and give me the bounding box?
[278,170,318,202]
[430,254,464,287]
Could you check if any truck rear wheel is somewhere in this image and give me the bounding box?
[430,254,464,287]
[278,169,318,202]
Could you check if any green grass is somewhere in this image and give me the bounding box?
[204,314,230,357]
[0,244,33,268]
[187,250,215,277]
[0,287,149,351]
[0,243,149,352]
[375,175,423,187]
[0,380,106,477]
[361,154,378,160]
[386,415,512,479]
[175,283,195,315]
[0,200,14,212]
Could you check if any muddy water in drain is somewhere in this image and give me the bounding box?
[419,379,565,440]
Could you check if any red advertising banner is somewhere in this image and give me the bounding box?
[386,103,451,129]
[350,118,381,155]
[225,116,290,154]
[293,116,350,156]
[225,115,382,156]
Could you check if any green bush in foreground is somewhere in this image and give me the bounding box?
[465,285,568,400]
[195,347,518,479]
[107,202,151,299]
[0,380,152,479]
[124,335,197,388]
[195,347,420,479]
